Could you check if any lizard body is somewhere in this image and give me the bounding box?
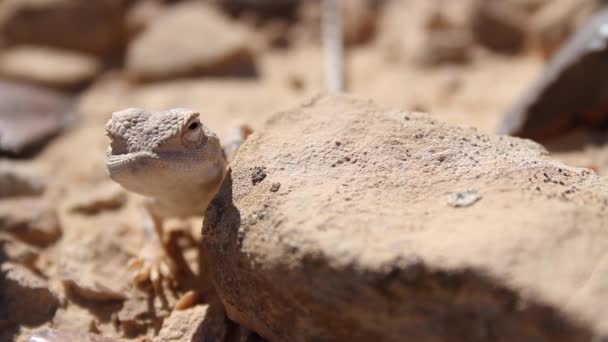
[105,108,247,289]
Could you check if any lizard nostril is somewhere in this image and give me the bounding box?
[109,136,129,155]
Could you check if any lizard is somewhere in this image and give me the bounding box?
[104,107,250,289]
[103,0,344,292]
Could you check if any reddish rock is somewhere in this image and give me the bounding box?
[472,0,528,53]
[500,7,608,140]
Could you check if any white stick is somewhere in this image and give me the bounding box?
[323,0,346,92]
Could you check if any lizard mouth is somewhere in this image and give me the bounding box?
[106,150,158,171]
[106,149,209,173]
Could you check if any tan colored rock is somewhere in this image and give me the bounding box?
[67,182,127,215]
[203,95,608,341]
[126,3,256,82]
[378,1,475,66]
[0,161,46,198]
[0,0,127,56]
[154,301,259,342]
[154,305,208,342]
[0,46,101,90]
[0,198,62,246]
[1,262,59,326]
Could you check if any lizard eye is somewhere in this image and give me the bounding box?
[188,122,200,130]
[182,119,206,147]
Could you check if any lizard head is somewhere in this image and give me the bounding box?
[104,108,226,201]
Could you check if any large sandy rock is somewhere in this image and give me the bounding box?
[0,0,127,56]
[203,95,608,341]
[126,3,256,82]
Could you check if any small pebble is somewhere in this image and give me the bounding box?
[270,183,281,192]
[251,166,267,185]
[447,189,482,208]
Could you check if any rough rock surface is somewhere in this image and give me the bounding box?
[153,302,265,342]
[0,81,76,156]
[0,46,101,90]
[0,0,127,56]
[203,95,608,341]
[126,3,255,82]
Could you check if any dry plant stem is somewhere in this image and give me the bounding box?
[323,0,346,92]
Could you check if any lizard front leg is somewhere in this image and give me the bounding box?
[129,200,194,290]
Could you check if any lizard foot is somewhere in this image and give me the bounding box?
[129,242,179,290]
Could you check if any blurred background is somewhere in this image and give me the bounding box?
[0,0,607,171]
[2,0,608,340]
[0,0,605,174]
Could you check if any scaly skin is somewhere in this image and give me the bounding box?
[104,108,231,292]
[105,108,227,217]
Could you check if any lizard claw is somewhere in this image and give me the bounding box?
[129,244,178,289]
